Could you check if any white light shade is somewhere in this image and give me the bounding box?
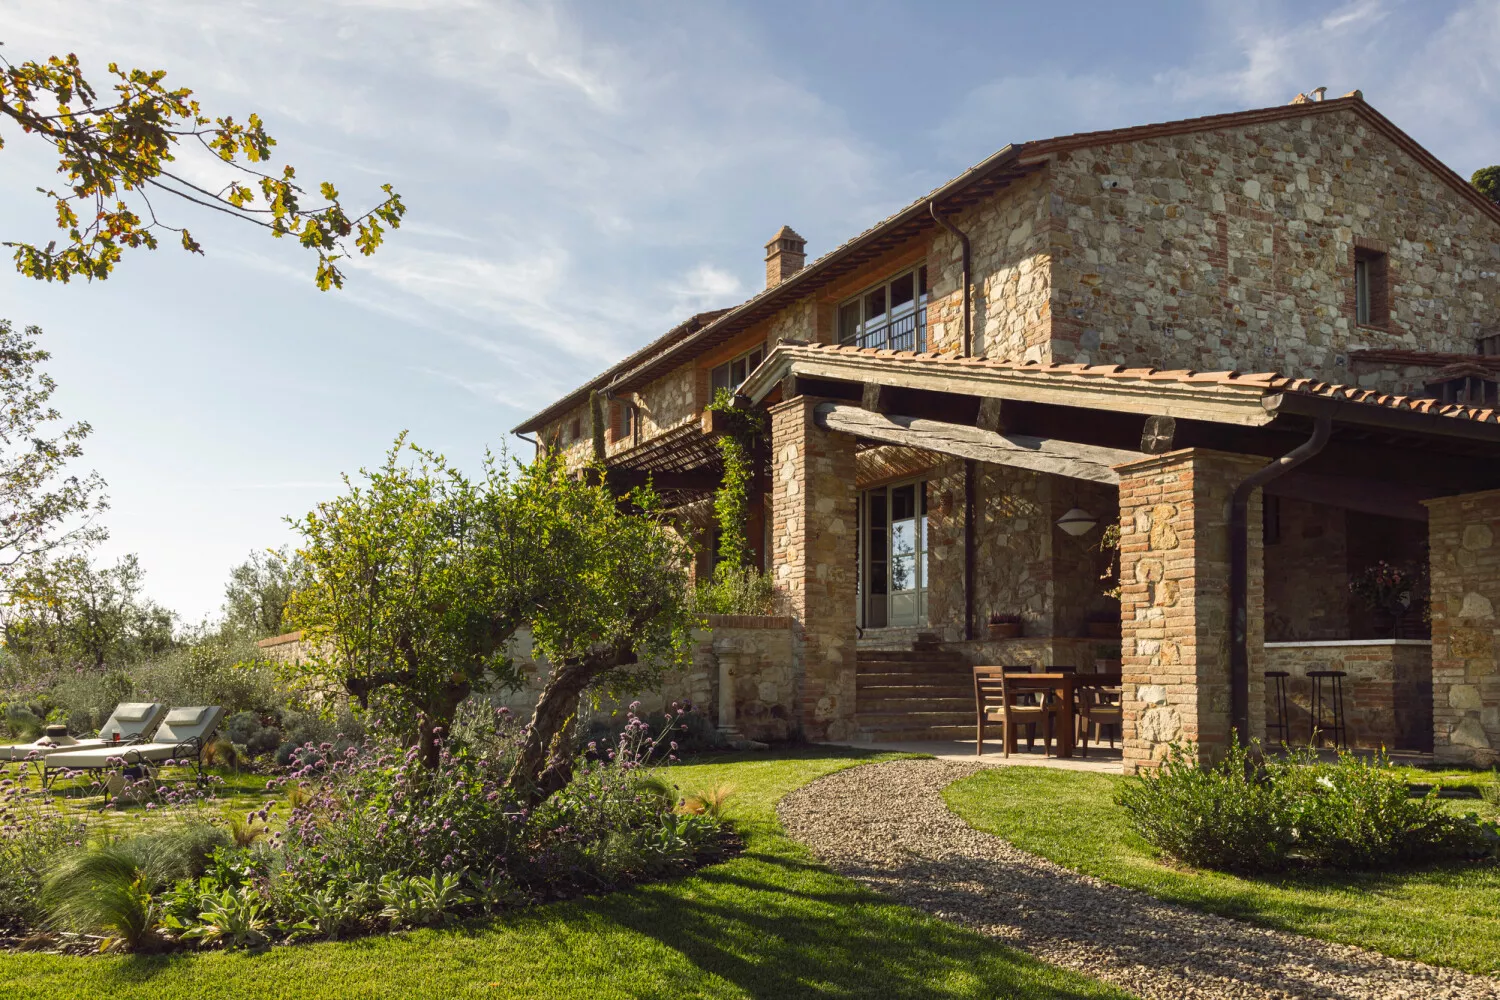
[1057,507,1097,536]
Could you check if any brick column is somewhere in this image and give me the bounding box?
[1426,489,1500,767]
[1115,449,1265,772]
[770,395,859,741]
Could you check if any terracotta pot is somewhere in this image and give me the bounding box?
[987,621,1022,640]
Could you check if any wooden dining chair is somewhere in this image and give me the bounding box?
[1077,684,1122,756]
[975,667,1060,758]
[990,671,1062,758]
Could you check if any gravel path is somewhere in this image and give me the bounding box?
[778,758,1500,1000]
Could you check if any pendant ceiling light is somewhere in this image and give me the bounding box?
[1056,507,1098,536]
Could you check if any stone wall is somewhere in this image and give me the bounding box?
[770,395,859,741]
[1427,489,1500,766]
[492,619,797,743]
[1263,640,1432,751]
[633,365,702,441]
[926,169,1053,361]
[1264,498,1350,641]
[1116,449,1265,771]
[922,462,1115,643]
[1047,107,1500,382]
[947,636,1112,672]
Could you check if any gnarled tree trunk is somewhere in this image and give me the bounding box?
[507,642,634,807]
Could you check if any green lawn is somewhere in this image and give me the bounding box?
[944,766,1500,976]
[5,764,281,837]
[0,750,1134,1000]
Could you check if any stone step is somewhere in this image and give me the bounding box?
[859,695,972,709]
[855,723,977,741]
[855,673,972,690]
[857,710,974,730]
[856,665,971,677]
[856,649,968,664]
[856,682,973,696]
[855,681,973,697]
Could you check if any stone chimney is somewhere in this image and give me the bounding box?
[764,226,806,288]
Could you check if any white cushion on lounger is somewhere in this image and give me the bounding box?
[163,706,209,726]
[113,703,156,723]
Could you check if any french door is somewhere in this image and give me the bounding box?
[857,479,928,629]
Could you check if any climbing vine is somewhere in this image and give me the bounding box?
[707,388,764,573]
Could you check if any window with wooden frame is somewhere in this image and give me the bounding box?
[1354,247,1389,328]
[838,265,928,352]
[710,343,766,396]
[610,398,635,443]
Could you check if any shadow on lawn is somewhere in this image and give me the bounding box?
[585,845,1119,1000]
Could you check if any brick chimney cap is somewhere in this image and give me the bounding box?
[765,225,806,249]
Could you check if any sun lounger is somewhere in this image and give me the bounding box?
[42,706,226,782]
[0,702,167,762]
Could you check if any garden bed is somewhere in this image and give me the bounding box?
[944,765,1500,974]
[0,750,1131,1000]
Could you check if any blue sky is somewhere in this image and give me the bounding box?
[1,0,1496,622]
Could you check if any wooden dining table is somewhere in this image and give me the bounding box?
[1002,671,1122,758]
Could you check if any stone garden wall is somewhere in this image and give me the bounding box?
[495,618,798,743]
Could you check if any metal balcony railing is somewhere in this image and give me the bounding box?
[841,303,927,353]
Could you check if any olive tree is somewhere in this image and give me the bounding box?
[288,437,692,782]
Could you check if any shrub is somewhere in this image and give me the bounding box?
[692,565,785,617]
[2,704,43,741]
[1276,748,1496,868]
[0,773,87,932]
[1117,737,1294,873]
[1119,738,1497,874]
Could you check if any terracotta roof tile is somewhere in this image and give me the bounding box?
[790,342,1500,426]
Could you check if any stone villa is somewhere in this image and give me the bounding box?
[512,91,1500,772]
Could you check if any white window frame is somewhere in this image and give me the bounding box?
[856,477,929,630]
[711,343,766,396]
[838,265,928,353]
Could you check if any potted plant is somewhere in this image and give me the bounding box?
[987,613,1022,640]
[1348,560,1427,638]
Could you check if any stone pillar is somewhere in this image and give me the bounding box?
[770,395,859,741]
[712,634,742,739]
[1115,449,1265,772]
[1426,489,1500,766]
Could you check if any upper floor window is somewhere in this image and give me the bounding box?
[1354,247,1389,328]
[711,343,765,396]
[611,399,634,441]
[1476,333,1500,357]
[839,265,927,352]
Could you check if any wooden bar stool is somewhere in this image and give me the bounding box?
[1265,670,1291,745]
[1307,669,1348,749]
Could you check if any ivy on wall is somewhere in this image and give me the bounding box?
[706,388,765,574]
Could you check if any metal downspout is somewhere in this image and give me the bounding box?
[1228,416,1332,745]
[930,201,977,640]
[513,431,541,459]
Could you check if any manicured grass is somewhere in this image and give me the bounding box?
[944,766,1500,975]
[4,764,282,836]
[0,750,1134,1000]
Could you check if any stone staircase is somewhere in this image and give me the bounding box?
[855,647,975,741]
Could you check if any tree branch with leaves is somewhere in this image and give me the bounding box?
[0,45,405,289]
